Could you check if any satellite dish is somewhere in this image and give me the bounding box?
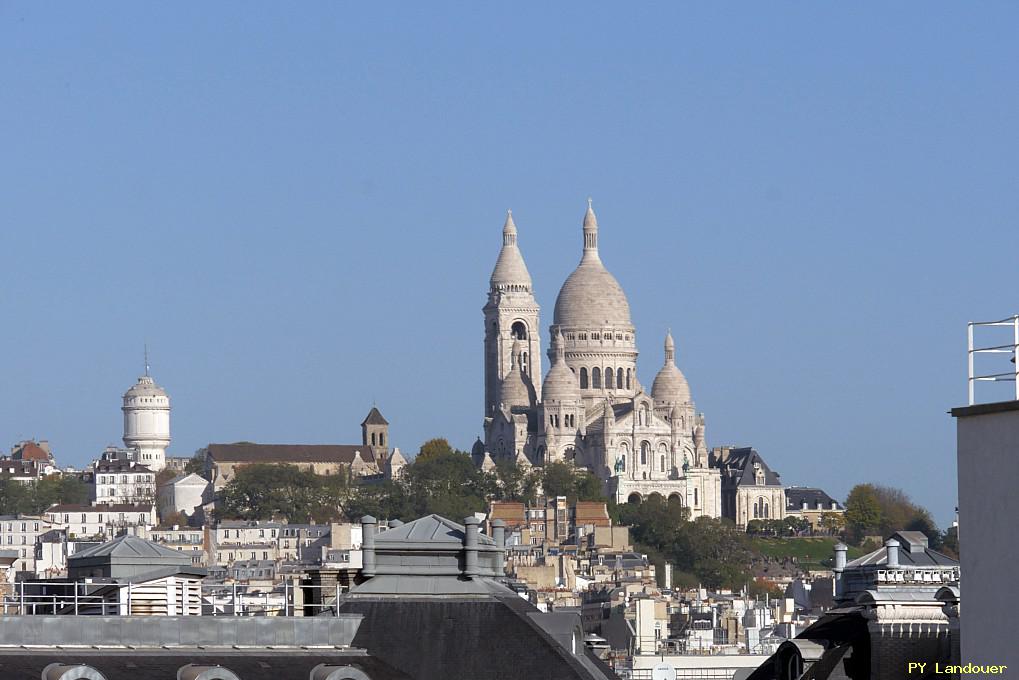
[652,664,676,680]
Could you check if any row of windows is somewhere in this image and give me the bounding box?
[98,486,151,496]
[1,523,39,532]
[571,332,631,342]
[579,367,633,390]
[96,474,153,484]
[753,498,771,519]
[548,413,576,428]
[54,512,146,523]
[369,432,386,446]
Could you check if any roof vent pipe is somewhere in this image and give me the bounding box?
[492,518,506,572]
[360,516,377,578]
[885,538,900,568]
[833,543,847,573]
[464,516,480,578]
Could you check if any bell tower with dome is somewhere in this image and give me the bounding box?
[479,201,722,516]
[122,359,171,472]
[483,211,541,418]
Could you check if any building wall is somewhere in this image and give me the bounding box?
[954,404,1019,670]
[0,516,52,573]
[736,486,786,527]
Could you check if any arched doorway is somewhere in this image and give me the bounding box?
[627,492,643,504]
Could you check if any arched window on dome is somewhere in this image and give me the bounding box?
[626,369,632,389]
[617,368,624,389]
[580,368,588,389]
[592,367,601,389]
[511,321,528,340]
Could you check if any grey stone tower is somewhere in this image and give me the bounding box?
[483,210,541,417]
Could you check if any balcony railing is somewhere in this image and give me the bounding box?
[968,315,1019,405]
[1,581,351,617]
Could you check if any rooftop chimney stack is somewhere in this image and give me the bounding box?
[833,542,848,599]
[361,515,377,578]
[834,542,847,572]
[491,518,506,571]
[464,516,480,578]
[885,538,900,568]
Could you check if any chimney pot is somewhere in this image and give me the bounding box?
[885,538,900,568]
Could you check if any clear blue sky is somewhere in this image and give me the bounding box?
[3,3,1017,526]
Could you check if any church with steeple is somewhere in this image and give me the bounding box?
[477,202,722,516]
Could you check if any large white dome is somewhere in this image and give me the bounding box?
[552,203,632,329]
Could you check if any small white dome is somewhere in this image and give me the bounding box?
[652,330,691,405]
[499,342,533,408]
[542,329,581,402]
[489,211,533,292]
[123,375,168,400]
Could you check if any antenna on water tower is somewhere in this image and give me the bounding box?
[144,343,150,377]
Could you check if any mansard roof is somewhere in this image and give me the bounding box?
[786,486,843,511]
[719,447,782,486]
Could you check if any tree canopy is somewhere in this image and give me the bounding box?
[218,463,349,523]
[611,496,753,589]
[844,483,947,550]
[0,475,91,516]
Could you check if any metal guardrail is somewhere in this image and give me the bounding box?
[1,581,350,617]
[968,315,1019,405]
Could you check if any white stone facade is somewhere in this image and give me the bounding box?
[156,472,210,521]
[481,203,722,514]
[93,460,156,505]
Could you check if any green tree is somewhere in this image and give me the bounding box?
[541,462,576,499]
[492,460,539,504]
[184,453,206,476]
[399,445,491,520]
[819,512,846,536]
[0,478,32,515]
[539,462,608,503]
[941,526,959,558]
[845,484,883,544]
[416,438,456,463]
[574,471,607,502]
[219,464,344,522]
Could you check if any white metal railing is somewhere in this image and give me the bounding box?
[0,581,350,617]
[967,315,1019,405]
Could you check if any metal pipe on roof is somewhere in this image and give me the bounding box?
[464,516,480,578]
[360,516,377,578]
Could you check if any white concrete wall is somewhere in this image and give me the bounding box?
[955,404,1019,670]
